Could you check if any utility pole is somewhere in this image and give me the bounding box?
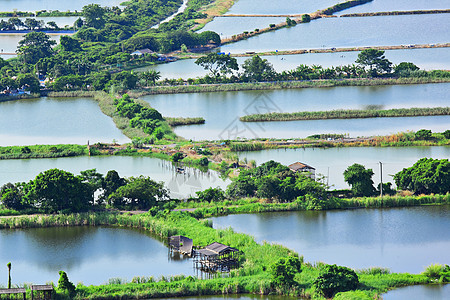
[379,161,383,197]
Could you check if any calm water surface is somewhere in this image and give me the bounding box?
[0,226,193,285]
[199,17,285,39]
[0,97,129,146]
[137,48,450,79]
[225,0,340,15]
[335,0,450,15]
[143,83,450,140]
[0,156,230,198]
[0,0,123,11]
[237,146,450,190]
[383,284,450,300]
[212,205,450,274]
[220,14,450,53]
[0,33,61,54]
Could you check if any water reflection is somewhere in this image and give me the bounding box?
[212,206,450,273]
[0,226,195,285]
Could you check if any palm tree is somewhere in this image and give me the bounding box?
[140,70,161,86]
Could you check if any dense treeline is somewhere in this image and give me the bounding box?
[0,0,220,94]
[0,168,170,212]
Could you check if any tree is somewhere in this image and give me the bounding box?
[60,36,82,52]
[26,168,92,212]
[108,176,169,209]
[17,73,40,93]
[17,32,56,64]
[103,170,126,201]
[343,164,375,197]
[195,53,239,78]
[140,70,161,86]
[57,271,76,297]
[394,62,419,76]
[443,130,450,139]
[313,264,359,298]
[82,4,106,29]
[195,187,225,202]
[301,14,311,23]
[0,183,24,210]
[46,21,59,30]
[242,55,276,81]
[356,49,392,77]
[24,18,43,31]
[394,158,450,195]
[226,176,256,198]
[270,256,302,287]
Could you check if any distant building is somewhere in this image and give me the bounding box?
[131,48,154,56]
[288,162,315,180]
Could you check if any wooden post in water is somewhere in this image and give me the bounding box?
[379,161,383,197]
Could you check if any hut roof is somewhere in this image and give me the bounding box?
[288,162,315,172]
[198,242,238,256]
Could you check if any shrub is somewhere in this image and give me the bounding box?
[415,129,432,140]
[172,152,184,162]
[269,24,275,28]
[313,264,359,298]
[269,256,302,287]
[301,14,311,23]
[57,271,76,297]
[443,130,450,139]
[423,264,444,280]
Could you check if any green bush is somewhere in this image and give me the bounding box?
[313,264,359,298]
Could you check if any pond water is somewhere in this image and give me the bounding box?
[0,33,62,54]
[225,0,340,15]
[143,83,450,140]
[0,226,194,285]
[335,0,450,15]
[383,284,450,300]
[236,146,450,190]
[0,0,123,12]
[0,97,129,146]
[199,17,285,39]
[136,47,450,79]
[0,156,230,199]
[212,205,450,274]
[220,14,450,53]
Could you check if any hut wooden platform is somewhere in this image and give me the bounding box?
[31,285,53,300]
[0,288,26,300]
[194,242,240,272]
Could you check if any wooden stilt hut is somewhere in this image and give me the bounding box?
[194,242,240,272]
[168,235,193,256]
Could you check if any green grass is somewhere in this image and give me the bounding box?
[0,144,87,159]
[240,107,450,122]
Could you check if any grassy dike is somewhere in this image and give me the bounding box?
[0,210,434,299]
[130,77,450,96]
[240,107,450,122]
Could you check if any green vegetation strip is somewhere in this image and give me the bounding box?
[0,144,87,160]
[0,211,436,299]
[240,107,450,122]
[341,9,450,18]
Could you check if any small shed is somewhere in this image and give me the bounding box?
[194,242,240,272]
[31,285,54,300]
[288,162,316,179]
[131,48,154,56]
[0,288,26,300]
[168,235,193,256]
